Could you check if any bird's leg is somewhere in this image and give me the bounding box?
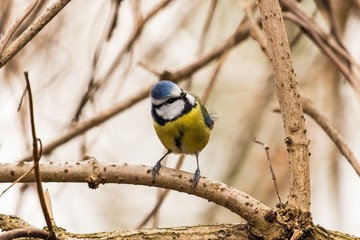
[192,152,201,188]
[152,150,171,180]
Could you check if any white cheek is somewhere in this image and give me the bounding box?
[185,93,196,105]
[156,100,185,120]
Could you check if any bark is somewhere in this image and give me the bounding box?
[258,0,311,212]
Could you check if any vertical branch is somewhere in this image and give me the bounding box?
[23,72,55,239]
[258,0,311,211]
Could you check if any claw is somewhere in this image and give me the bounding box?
[152,151,171,182]
[152,160,162,180]
[192,168,201,188]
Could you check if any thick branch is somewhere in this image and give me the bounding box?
[0,160,282,236]
[258,0,311,211]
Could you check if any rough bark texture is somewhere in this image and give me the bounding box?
[0,215,250,240]
[258,0,311,212]
[0,160,280,236]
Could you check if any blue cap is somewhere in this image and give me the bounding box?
[150,80,177,99]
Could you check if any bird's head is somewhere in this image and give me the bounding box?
[150,80,195,120]
[150,80,186,105]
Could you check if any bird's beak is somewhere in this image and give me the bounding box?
[180,91,187,99]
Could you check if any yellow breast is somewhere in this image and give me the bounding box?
[153,103,211,155]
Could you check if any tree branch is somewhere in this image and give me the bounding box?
[0,0,72,68]
[281,0,360,98]
[0,160,282,236]
[258,0,311,211]
[23,72,55,239]
[0,0,38,54]
[302,97,360,176]
[0,214,248,240]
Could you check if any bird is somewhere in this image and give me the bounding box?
[150,80,214,187]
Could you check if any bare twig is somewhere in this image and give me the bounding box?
[137,155,185,229]
[0,0,72,68]
[258,0,311,211]
[72,1,123,122]
[281,0,360,98]
[302,97,360,177]
[201,45,228,104]
[240,0,267,53]
[198,0,218,53]
[20,83,153,162]
[253,138,282,205]
[0,166,34,198]
[103,0,171,79]
[23,72,55,239]
[72,0,172,121]
[165,20,251,82]
[0,0,38,54]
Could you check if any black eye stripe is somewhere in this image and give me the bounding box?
[165,97,181,104]
[152,91,189,109]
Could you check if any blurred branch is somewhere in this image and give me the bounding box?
[164,20,251,81]
[302,97,360,177]
[23,72,55,239]
[73,0,123,122]
[73,0,172,122]
[136,155,185,229]
[240,0,267,53]
[20,84,152,162]
[259,0,311,213]
[0,214,248,240]
[0,0,38,54]
[198,0,218,53]
[0,0,72,69]
[20,20,252,163]
[353,0,360,9]
[107,0,123,40]
[281,0,360,98]
[104,0,172,81]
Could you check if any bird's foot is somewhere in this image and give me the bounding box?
[192,168,201,188]
[152,161,162,181]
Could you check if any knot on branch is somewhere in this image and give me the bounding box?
[85,160,106,189]
[276,206,313,239]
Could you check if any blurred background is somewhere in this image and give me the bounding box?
[1,0,360,236]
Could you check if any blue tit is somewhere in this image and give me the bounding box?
[150,80,214,187]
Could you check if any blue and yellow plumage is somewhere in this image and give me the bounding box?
[150,80,214,187]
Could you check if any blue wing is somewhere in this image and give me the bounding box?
[200,104,214,130]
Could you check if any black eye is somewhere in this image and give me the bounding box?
[165,97,179,104]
